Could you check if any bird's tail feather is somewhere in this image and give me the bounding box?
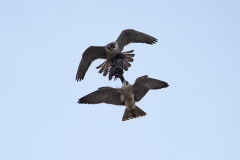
[98,62,109,74]
[103,63,110,76]
[96,51,135,76]
[121,50,134,54]
[126,56,134,62]
[96,61,107,69]
[122,106,147,121]
[123,61,131,71]
[123,53,134,71]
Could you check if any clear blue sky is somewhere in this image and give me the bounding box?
[1,0,240,160]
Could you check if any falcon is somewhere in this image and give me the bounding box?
[75,29,157,81]
[78,75,169,121]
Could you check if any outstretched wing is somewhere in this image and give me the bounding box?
[132,75,169,102]
[116,29,158,51]
[75,46,107,81]
[78,87,124,106]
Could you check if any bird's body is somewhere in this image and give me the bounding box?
[120,81,135,109]
[75,29,157,81]
[104,42,120,63]
[78,75,169,121]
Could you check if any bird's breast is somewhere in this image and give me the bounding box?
[107,52,118,61]
[105,47,118,61]
[123,93,135,109]
[125,99,135,110]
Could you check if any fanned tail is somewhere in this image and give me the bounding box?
[96,50,135,77]
[123,60,131,71]
[126,56,134,62]
[103,63,110,76]
[122,106,146,121]
[96,61,107,69]
[123,52,135,71]
[98,61,109,74]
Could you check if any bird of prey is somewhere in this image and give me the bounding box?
[78,75,169,121]
[75,29,157,81]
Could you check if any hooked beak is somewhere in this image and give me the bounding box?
[107,43,115,51]
[107,46,113,51]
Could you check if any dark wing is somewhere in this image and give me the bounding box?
[116,29,158,51]
[132,75,169,102]
[78,87,125,106]
[75,46,107,81]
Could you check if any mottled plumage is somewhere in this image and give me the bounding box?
[75,29,157,81]
[78,75,169,121]
[97,50,135,77]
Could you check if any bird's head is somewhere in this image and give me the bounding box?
[106,42,117,51]
[122,81,131,87]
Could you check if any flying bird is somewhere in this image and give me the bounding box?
[78,75,169,121]
[75,29,157,81]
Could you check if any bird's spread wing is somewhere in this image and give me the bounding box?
[78,87,124,106]
[116,29,158,51]
[75,46,107,81]
[132,75,169,102]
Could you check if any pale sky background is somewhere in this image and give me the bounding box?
[1,0,240,160]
